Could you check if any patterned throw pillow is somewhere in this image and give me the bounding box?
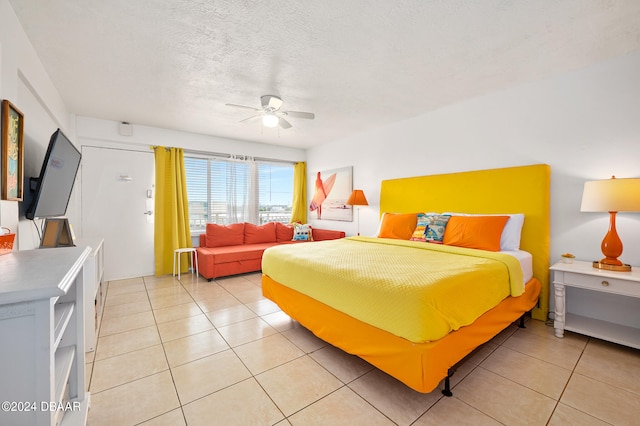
[292,223,314,241]
[410,213,429,241]
[425,214,451,244]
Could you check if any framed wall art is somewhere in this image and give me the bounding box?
[309,166,353,221]
[1,100,24,201]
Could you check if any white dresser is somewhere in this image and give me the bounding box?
[551,260,640,349]
[0,246,91,425]
[77,238,105,352]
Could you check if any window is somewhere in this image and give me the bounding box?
[184,156,294,230]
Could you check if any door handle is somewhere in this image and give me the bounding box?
[144,211,153,215]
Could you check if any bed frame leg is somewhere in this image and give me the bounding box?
[441,369,453,397]
[440,312,529,398]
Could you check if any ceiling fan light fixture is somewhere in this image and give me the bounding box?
[262,113,279,128]
[227,95,314,129]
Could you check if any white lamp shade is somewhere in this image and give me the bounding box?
[580,177,640,212]
[262,113,279,128]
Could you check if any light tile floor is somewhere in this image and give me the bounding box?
[86,272,640,425]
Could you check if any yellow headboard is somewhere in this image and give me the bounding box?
[380,164,550,321]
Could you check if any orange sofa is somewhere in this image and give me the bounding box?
[196,222,345,281]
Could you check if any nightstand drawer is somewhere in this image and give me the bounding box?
[563,272,640,298]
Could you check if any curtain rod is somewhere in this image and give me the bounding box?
[80,141,301,165]
[184,148,299,165]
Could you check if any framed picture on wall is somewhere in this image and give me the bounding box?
[1,100,25,201]
[309,166,353,221]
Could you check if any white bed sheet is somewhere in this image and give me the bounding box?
[503,250,533,283]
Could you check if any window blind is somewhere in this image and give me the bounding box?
[185,156,293,229]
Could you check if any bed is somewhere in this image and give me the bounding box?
[261,164,550,394]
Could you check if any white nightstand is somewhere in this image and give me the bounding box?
[550,260,640,349]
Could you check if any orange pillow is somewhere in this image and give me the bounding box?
[244,222,277,244]
[377,213,418,240]
[205,223,245,247]
[442,215,509,251]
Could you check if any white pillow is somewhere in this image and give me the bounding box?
[444,212,525,251]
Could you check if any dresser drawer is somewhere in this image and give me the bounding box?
[563,272,640,298]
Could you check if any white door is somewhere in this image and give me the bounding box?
[81,146,155,281]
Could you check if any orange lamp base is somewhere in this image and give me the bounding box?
[591,261,632,272]
[593,211,631,272]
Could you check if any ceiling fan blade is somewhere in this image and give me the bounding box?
[284,111,315,119]
[239,113,263,123]
[226,103,260,111]
[279,117,292,129]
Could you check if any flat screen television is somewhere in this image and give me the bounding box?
[26,129,82,220]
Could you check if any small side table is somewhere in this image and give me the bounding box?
[550,260,640,349]
[173,248,198,279]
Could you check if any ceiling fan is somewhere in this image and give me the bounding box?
[226,95,315,129]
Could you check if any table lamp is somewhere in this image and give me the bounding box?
[346,189,368,236]
[580,176,640,271]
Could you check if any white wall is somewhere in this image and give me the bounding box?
[307,51,640,268]
[0,0,73,250]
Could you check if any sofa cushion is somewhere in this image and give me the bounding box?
[311,228,346,241]
[198,243,278,263]
[244,222,277,244]
[275,222,295,242]
[205,223,245,248]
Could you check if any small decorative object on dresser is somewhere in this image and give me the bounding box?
[561,253,575,264]
[551,259,640,350]
[0,227,16,255]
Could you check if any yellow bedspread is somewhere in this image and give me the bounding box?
[261,236,524,343]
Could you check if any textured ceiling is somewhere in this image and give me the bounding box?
[8,0,640,149]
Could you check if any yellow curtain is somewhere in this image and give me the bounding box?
[290,162,307,223]
[153,146,192,276]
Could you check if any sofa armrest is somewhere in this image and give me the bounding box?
[200,234,207,247]
[312,228,346,241]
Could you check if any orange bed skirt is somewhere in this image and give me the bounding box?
[262,274,541,393]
